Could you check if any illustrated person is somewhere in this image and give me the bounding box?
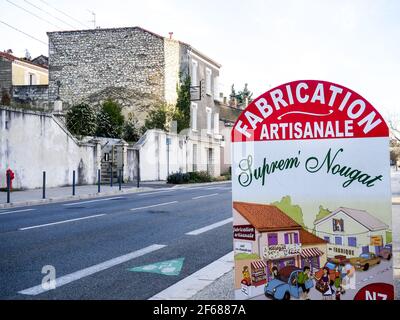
[342,262,356,290]
[335,285,345,300]
[271,266,280,280]
[241,266,251,285]
[297,266,312,300]
[320,267,334,300]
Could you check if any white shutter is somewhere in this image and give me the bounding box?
[214,113,219,134]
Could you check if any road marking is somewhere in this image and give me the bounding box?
[149,251,233,300]
[192,193,219,200]
[185,217,233,235]
[18,214,106,231]
[129,258,185,276]
[130,201,178,211]
[138,190,177,196]
[63,197,124,206]
[18,244,166,296]
[0,208,36,216]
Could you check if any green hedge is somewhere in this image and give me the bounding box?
[167,171,213,184]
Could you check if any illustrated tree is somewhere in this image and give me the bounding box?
[96,99,124,138]
[66,103,97,136]
[271,195,305,227]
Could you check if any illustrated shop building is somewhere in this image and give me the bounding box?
[314,207,389,258]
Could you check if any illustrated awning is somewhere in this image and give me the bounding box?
[251,260,267,269]
[301,247,324,258]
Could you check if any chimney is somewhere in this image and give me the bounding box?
[169,32,173,39]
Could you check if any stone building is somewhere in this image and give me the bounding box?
[47,26,225,178]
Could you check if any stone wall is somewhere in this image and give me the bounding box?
[47,27,166,112]
[164,39,180,104]
[11,85,49,110]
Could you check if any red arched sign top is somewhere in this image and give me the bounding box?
[231,80,389,142]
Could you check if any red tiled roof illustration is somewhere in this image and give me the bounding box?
[233,201,302,232]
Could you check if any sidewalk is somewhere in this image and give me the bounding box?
[0,184,154,209]
[0,180,230,209]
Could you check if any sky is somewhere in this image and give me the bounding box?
[1,0,399,117]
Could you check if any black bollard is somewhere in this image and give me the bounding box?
[72,170,76,196]
[42,171,46,199]
[6,171,10,203]
[118,169,122,191]
[97,169,101,193]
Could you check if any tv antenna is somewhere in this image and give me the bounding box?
[88,10,96,28]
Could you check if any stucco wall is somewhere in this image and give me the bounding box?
[0,106,99,189]
[136,129,221,181]
[12,62,48,85]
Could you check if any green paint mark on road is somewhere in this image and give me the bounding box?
[128,258,185,276]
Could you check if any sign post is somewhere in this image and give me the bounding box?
[231,80,393,300]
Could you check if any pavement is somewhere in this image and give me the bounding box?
[0,181,233,299]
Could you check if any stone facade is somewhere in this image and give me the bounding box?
[48,27,166,121]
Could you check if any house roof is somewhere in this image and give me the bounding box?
[0,51,48,70]
[314,207,388,231]
[299,229,328,245]
[233,201,302,232]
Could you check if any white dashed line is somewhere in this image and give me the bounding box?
[63,197,124,206]
[192,193,219,200]
[18,214,106,231]
[0,208,36,216]
[186,218,233,235]
[130,201,178,211]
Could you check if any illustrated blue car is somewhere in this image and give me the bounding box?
[264,266,314,300]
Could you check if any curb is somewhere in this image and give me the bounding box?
[0,180,232,209]
[0,187,152,209]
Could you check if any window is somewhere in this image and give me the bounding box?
[191,103,198,131]
[213,76,219,100]
[324,236,330,243]
[206,68,212,95]
[206,107,212,134]
[332,218,344,232]
[284,232,299,244]
[268,233,278,246]
[348,237,357,247]
[191,60,198,85]
[213,113,219,134]
[28,73,36,85]
[335,236,342,245]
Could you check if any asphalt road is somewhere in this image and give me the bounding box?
[0,182,233,299]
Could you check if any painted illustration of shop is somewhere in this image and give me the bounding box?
[233,202,328,289]
[314,207,389,258]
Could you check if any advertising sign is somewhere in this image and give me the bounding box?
[231,80,393,300]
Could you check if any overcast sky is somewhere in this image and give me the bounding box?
[1,0,399,115]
